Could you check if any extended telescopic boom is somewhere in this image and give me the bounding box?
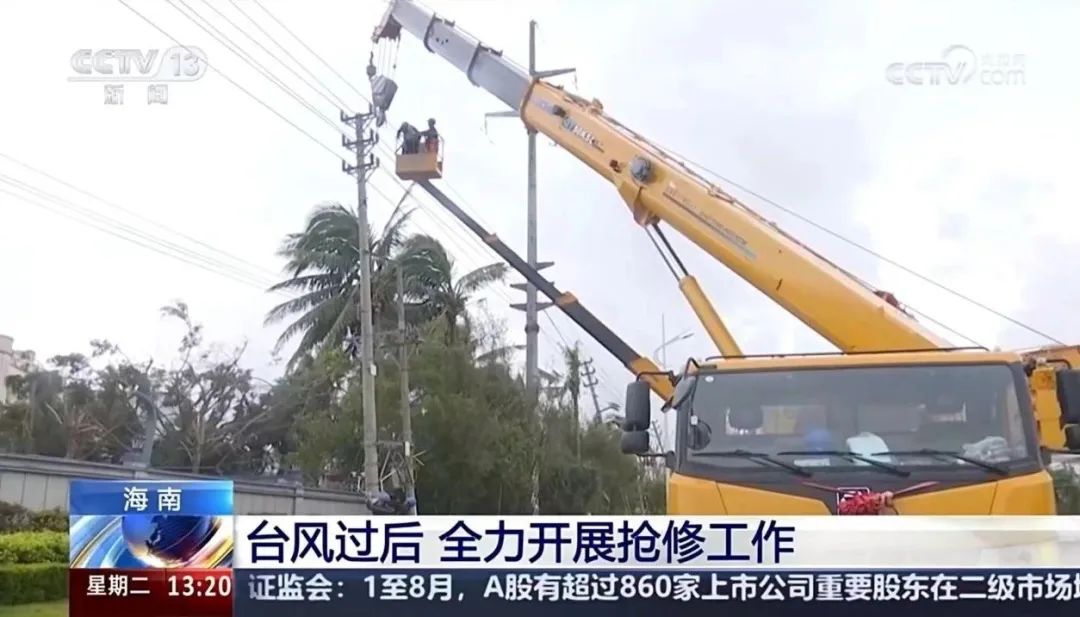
[415,180,674,402]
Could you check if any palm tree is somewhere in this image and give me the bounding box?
[397,234,508,343]
[265,201,419,369]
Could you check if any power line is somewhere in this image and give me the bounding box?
[0,184,284,294]
[116,0,347,161]
[225,0,354,112]
[0,173,278,289]
[542,311,571,349]
[0,151,282,282]
[168,0,346,135]
[251,0,369,101]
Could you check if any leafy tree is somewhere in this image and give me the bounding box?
[271,347,358,485]
[152,302,271,474]
[0,352,142,462]
[406,335,537,513]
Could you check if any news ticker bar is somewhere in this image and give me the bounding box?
[67,566,1080,617]
[70,569,232,617]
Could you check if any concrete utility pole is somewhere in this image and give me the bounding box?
[485,19,576,517]
[341,107,381,497]
[396,266,417,514]
[490,20,575,402]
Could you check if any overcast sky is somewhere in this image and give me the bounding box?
[1,1,1077,440]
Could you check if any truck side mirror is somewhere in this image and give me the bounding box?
[1065,425,1080,451]
[621,430,649,455]
[1057,369,1080,425]
[623,380,651,431]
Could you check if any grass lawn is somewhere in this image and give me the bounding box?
[0,601,67,617]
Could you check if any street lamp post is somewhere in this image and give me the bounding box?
[653,316,693,459]
[654,327,694,369]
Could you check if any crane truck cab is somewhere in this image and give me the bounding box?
[622,350,1062,515]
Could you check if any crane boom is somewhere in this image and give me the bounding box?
[373,1,531,112]
[416,180,675,402]
[374,1,952,353]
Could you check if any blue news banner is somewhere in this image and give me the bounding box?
[232,516,1080,616]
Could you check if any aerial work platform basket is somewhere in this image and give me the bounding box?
[396,137,443,181]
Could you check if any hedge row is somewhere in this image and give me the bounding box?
[0,563,68,605]
[0,502,68,534]
[0,531,68,565]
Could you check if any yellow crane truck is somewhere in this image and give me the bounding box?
[373,0,1080,515]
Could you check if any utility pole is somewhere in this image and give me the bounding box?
[396,266,417,514]
[487,19,574,516]
[490,20,575,402]
[341,106,381,498]
[582,358,603,424]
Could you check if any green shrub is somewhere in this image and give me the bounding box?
[0,502,31,534]
[0,532,68,565]
[0,503,69,534]
[29,509,69,533]
[0,563,68,605]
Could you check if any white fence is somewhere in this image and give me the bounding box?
[0,453,369,515]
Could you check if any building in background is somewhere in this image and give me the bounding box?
[0,334,37,402]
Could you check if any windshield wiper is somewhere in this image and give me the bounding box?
[874,449,1008,475]
[776,450,910,477]
[693,449,812,477]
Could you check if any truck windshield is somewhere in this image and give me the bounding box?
[683,362,1034,471]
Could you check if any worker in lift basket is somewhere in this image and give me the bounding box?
[422,118,439,153]
[397,121,422,154]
